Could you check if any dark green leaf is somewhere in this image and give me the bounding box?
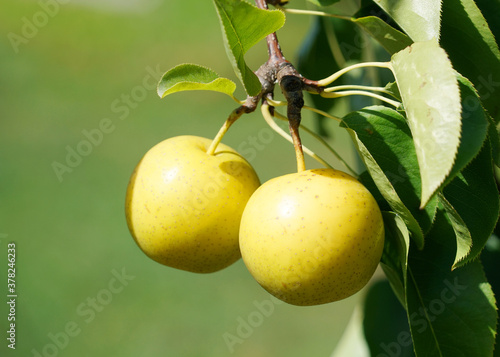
[438,195,472,270]
[391,40,461,207]
[441,75,489,187]
[474,0,500,47]
[363,279,415,357]
[380,211,410,306]
[373,0,442,41]
[358,171,391,212]
[213,0,285,96]
[440,0,500,123]
[342,106,439,248]
[406,209,497,357]
[488,115,500,166]
[383,81,401,101]
[157,64,237,99]
[353,16,413,54]
[481,234,500,357]
[354,0,404,32]
[441,141,500,268]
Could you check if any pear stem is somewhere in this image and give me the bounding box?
[320,90,400,108]
[290,118,306,172]
[273,111,358,177]
[206,107,245,156]
[317,62,392,87]
[261,103,329,170]
[276,6,352,21]
[302,105,342,123]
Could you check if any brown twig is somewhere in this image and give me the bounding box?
[251,0,328,171]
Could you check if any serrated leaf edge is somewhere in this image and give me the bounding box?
[343,126,425,249]
[391,41,462,208]
[212,0,285,96]
[426,73,491,196]
[438,193,473,269]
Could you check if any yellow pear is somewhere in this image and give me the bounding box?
[125,135,260,273]
[239,168,384,305]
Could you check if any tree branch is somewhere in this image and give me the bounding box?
[252,0,325,171]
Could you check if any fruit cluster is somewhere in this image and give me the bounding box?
[125,135,384,306]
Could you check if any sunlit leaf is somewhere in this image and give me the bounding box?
[474,0,500,46]
[213,0,285,96]
[443,75,489,183]
[373,0,442,42]
[391,40,461,207]
[157,64,237,99]
[342,106,440,248]
[438,194,472,269]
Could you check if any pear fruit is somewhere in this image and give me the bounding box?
[126,135,260,273]
[239,168,384,305]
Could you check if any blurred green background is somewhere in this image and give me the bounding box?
[0,0,367,356]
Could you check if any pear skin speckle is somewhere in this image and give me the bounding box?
[125,136,260,273]
[239,168,384,306]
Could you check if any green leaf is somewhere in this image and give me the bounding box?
[429,75,492,268]
[353,16,413,55]
[488,115,500,166]
[440,0,500,123]
[481,235,500,356]
[213,0,285,96]
[441,141,500,268]
[383,81,401,101]
[438,194,472,269]
[474,0,500,47]
[157,64,237,99]
[380,211,410,306]
[342,106,439,248]
[443,75,489,183]
[406,209,497,357]
[306,0,340,6]
[391,40,461,207]
[358,171,391,212]
[373,0,442,42]
[363,279,415,357]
